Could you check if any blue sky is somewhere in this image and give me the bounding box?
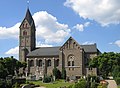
[0,0,120,59]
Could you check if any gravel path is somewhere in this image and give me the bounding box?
[105,80,117,88]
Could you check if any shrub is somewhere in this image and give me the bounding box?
[0,79,13,88]
[26,81,29,84]
[73,82,86,88]
[97,84,107,88]
[6,80,12,88]
[53,67,61,79]
[115,77,120,85]
[67,84,73,88]
[43,75,51,83]
[72,78,87,88]
[0,80,5,88]
[91,82,97,88]
[73,83,80,88]
[12,82,20,88]
[117,72,120,77]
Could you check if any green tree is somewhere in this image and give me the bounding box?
[89,52,120,78]
[3,57,18,75]
[112,65,120,78]
[0,62,7,79]
[0,56,27,79]
[53,67,61,79]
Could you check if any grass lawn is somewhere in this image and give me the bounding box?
[28,80,74,88]
[118,85,120,88]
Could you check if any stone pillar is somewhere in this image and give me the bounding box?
[26,58,30,76]
[35,66,39,80]
[34,58,37,67]
[34,58,36,79]
[52,57,55,68]
[59,50,63,71]
[42,58,47,76]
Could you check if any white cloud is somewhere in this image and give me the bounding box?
[0,11,70,44]
[36,41,53,47]
[73,24,84,31]
[0,23,20,39]
[109,42,113,45]
[33,11,71,43]
[64,0,120,26]
[109,40,120,47]
[114,40,120,47]
[84,22,90,27]
[73,22,90,31]
[82,41,95,45]
[5,46,19,55]
[5,41,53,55]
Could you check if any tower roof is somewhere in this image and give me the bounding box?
[20,8,35,28]
[24,8,34,25]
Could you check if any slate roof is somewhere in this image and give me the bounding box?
[20,8,34,28]
[25,8,34,25]
[81,44,97,53]
[27,47,60,57]
[27,44,97,57]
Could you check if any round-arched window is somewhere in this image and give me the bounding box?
[23,31,27,36]
[47,59,51,67]
[67,55,75,66]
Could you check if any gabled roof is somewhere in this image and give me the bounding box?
[60,36,81,50]
[27,37,98,57]
[81,44,97,53]
[27,47,60,57]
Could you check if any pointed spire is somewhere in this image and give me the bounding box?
[25,8,34,25]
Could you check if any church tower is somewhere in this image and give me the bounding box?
[19,8,36,62]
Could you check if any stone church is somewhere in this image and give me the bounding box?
[19,8,100,79]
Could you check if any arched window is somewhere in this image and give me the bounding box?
[56,59,59,66]
[26,24,28,28]
[73,42,75,49]
[68,61,70,66]
[23,31,27,36]
[48,59,51,67]
[36,59,42,67]
[30,60,34,67]
[68,55,75,66]
[38,60,42,67]
[72,61,74,66]
[23,24,24,28]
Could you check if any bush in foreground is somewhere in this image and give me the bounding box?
[43,75,51,83]
[115,77,120,85]
[68,78,87,88]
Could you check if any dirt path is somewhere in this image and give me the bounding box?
[105,80,117,88]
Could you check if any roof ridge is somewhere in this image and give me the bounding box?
[81,43,96,46]
[36,46,61,48]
